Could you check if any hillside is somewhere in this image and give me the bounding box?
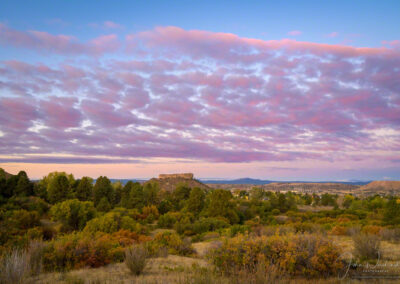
[357,181,400,195]
[144,173,210,192]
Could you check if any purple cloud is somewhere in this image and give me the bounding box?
[0,25,399,165]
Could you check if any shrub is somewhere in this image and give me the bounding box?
[192,217,230,235]
[145,231,194,256]
[158,212,178,229]
[50,199,96,231]
[12,209,40,230]
[330,225,347,236]
[292,222,324,234]
[353,233,381,261]
[271,209,280,215]
[125,245,147,275]
[230,224,250,237]
[142,205,159,219]
[84,212,144,234]
[42,230,147,271]
[207,233,343,278]
[362,225,382,235]
[0,248,29,284]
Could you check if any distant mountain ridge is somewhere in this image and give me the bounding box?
[109,178,371,186]
[201,178,371,185]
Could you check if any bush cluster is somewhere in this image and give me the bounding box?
[207,233,344,278]
[42,230,149,271]
[145,231,194,257]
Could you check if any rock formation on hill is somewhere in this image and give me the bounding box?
[159,173,194,179]
[145,173,209,192]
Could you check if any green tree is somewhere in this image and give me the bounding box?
[50,199,96,231]
[93,176,115,207]
[97,197,112,212]
[75,177,93,201]
[130,182,144,209]
[0,177,6,199]
[343,194,354,208]
[47,175,70,204]
[120,181,133,208]
[185,187,205,215]
[0,168,6,179]
[119,181,144,209]
[321,193,337,206]
[14,171,33,196]
[170,184,192,210]
[384,198,400,225]
[249,187,264,201]
[303,193,312,205]
[205,189,239,224]
[3,175,18,198]
[143,182,159,206]
[113,181,123,205]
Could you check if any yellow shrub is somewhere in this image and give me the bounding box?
[207,233,343,278]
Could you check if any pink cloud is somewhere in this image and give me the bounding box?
[0,26,399,166]
[40,97,82,128]
[382,40,400,49]
[327,32,338,38]
[103,21,123,29]
[80,99,136,127]
[0,97,39,130]
[0,23,119,55]
[288,30,302,36]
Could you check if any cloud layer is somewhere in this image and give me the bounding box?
[0,25,399,168]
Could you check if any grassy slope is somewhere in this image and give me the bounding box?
[28,235,400,284]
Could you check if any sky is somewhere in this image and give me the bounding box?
[0,1,399,181]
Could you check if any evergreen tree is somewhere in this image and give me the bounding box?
[97,197,112,212]
[130,182,145,209]
[143,182,159,206]
[93,176,114,207]
[47,175,70,204]
[384,198,400,225]
[75,177,93,201]
[14,171,33,196]
[185,187,205,215]
[206,189,239,224]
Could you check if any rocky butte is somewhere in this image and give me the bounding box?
[145,173,209,192]
[158,173,194,179]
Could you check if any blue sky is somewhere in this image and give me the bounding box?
[1,0,399,46]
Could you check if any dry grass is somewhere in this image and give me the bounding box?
[332,234,400,263]
[353,233,381,260]
[23,234,400,283]
[29,255,208,283]
[26,252,399,283]
[0,249,29,284]
[192,242,215,257]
